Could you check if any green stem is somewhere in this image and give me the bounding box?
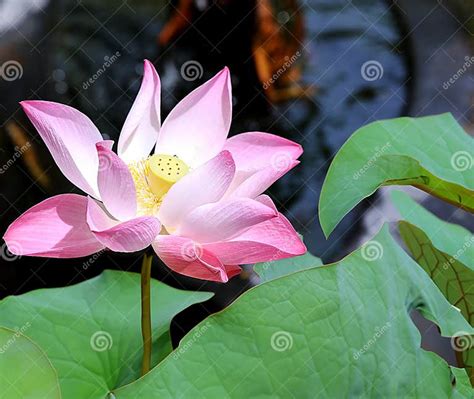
[141,254,153,376]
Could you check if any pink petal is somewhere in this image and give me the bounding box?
[86,197,119,231]
[228,160,300,199]
[118,60,161,163]
[177,197,278,243]
[158,151,235,232]
[255,194,278,211]
[96,142,137,221]
[204,212,306,265]
[153,235,238,282]
[156,68,232,167]
[21,101,103,197]
[3,194,104,258]
[224,132,303,173]
[86,198,160,252]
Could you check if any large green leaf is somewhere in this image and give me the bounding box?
[254,251,322,283]
[113,226,473,398]
[0,327,61,399]
[0,270,212,399]
[391,190,474,382]
[319,113,474,237]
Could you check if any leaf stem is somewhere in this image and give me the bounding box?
[141,254,153,376]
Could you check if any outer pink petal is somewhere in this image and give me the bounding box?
[86,197,160,252]
[118,60,161,163]
[228,160,300,199]
[96,142,137,221]
[224,132,302,173]
[158,151,235,232]
[156,68,232,167]
[153,235,239,282]
[177,197,277,243]
[3,194,104,258]
[204,212,306,265]
[21,101,102,197]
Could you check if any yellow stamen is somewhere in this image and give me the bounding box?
[128,154,189,216]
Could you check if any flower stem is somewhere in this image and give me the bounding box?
[141,254,153,376]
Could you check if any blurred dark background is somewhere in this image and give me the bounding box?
[0,0,473,349]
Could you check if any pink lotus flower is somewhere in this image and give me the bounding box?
[3,60,305,282]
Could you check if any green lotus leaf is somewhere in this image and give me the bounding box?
[319,113,474,237]
[113,226,473,398]
[0,326,61,399]
[0,270,212,399]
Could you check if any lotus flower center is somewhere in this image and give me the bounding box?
[128,154,189,216]
[147,154,189,198]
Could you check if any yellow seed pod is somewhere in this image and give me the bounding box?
[146,154,189,199]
